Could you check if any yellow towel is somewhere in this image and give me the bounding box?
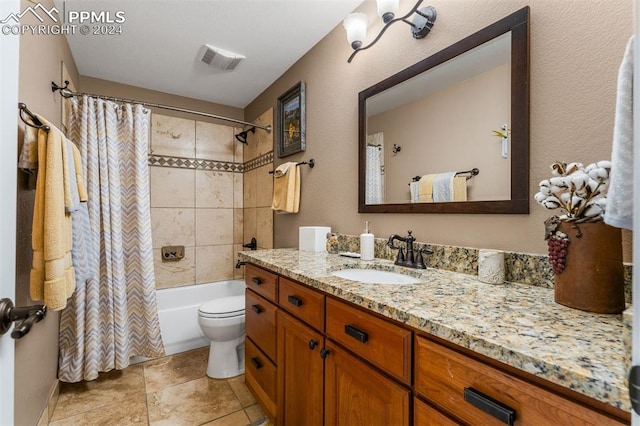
[30,117,76,311]
[418,174,436,203]
[452,176,468,201]
[271,162,300,214]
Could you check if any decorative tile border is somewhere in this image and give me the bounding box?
[148,151,274,173]
[329,233,633,303]
[244,151,274,173]
[148,154,243,172]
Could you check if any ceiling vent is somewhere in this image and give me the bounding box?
[198,44,245,71]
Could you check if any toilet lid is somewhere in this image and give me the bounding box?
[198,295,245,318]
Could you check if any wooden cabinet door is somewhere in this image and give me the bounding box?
[277,310,324,426]
[324,341,410,426]
[414,397,461,426]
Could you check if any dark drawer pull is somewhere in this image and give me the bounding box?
[344,324,368,343]
[251,277,263,285]
[250,357,262,369]
[251,304,263,314]
[464,387,516,425]
[287,295,303,307]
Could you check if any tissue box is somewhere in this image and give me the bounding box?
[299,226,331,252]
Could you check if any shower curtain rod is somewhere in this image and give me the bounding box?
[51,81,272,133]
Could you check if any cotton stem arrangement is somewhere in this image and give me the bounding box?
[534,161,611,222]
[535,160,612,275]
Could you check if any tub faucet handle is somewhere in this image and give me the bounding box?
[242,237,257,250]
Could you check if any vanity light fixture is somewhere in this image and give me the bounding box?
[343,0,436,63]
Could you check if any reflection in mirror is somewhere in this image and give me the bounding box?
[367,33,511,204]
[359,7,529,214]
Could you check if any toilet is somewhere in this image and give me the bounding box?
[197,295,246,379]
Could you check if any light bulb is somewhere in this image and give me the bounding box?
[376,0,399,23]
[343,12,368,50]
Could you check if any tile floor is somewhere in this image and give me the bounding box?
[48,347,267,426]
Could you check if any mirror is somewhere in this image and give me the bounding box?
[359,7,529,214]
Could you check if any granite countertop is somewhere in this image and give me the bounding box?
[239,248,629,413]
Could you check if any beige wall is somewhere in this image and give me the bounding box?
[369,64,511,203]
[245,0,633,260]
[16,0,79,424]
[149,114,245,288]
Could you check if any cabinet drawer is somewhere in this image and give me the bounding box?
[245,264,278,303]
[278,278,325,331]
[414,397,461,426]
[325,298,411,384]
[415,337,625,426]
[245,337,277,421]
[246,289,277,362]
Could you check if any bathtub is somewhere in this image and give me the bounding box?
[156,280,246,355]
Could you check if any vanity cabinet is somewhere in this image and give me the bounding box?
[246,264,411,426]
[244,265,279,422]
[245,262,627,426]
[415,336,626,426]
[276,285,411,425]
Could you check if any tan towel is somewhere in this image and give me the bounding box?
[30,117,76,311]
[18,125,39,172]
[452,176,468,201]
[271,162,300,213]
[418,174,436,202]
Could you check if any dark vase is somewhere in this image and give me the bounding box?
[553,221,625,314]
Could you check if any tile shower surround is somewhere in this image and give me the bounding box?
[149,112,275,289]
[328,233,633,304]
[149,114,245,289]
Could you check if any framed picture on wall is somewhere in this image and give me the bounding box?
[277,81,306,158]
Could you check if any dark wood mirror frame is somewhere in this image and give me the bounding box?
[358,6,530,214]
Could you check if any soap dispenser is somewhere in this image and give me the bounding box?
[360,221,374,261]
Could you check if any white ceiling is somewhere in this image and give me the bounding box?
[55,0,364,108]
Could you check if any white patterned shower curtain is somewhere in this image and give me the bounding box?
[58,96,164,382]
[366,132,384,204]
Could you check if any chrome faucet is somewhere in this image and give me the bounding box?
[387,230,430,269]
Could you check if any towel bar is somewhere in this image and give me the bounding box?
[268,159,315,174]
[411,167,479,183]
[18,103,50,132]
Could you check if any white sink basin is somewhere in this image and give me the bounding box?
[331,269,421,285]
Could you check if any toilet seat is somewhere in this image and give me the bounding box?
[198,296,245,319]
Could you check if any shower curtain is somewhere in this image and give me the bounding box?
[366,133,384,204]
[58,96,164,382]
